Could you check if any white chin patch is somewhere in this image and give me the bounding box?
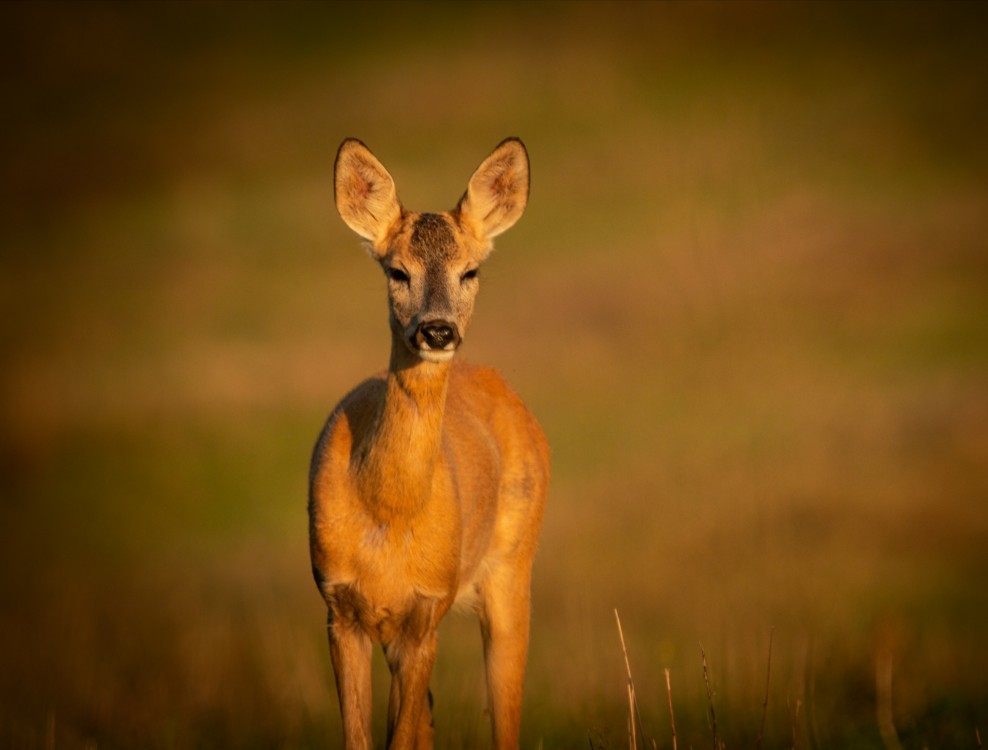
[418,348,456,363]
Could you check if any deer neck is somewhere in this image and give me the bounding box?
[356,339,452,521]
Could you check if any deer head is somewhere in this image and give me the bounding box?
[334,137,530,363]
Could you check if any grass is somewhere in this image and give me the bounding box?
[2,1,988,747]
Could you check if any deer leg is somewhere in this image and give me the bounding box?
[328,613,373,750]
[384,630,438,750]
[420,688,435,748]
[387,672,434,750]
[479,568,532,750]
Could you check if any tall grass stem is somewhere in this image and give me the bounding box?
[755,627,774,750]
[664,667,678,750]
[614,609,647,750]
[700,644,720,750]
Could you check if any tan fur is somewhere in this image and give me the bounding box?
[309,138,549,750]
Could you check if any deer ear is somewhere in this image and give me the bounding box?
[334,138,402,251]
[457,137,529,241]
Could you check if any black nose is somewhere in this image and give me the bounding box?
[418,321,459,350]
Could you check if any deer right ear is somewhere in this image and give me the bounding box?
[457,137,530,242]
[334,138,402,253]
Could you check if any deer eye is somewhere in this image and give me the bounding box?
[460,268,479,283]
[386,267,410,284]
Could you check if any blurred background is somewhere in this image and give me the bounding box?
[1,2,986,748]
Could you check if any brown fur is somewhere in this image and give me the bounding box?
[309,138,549,749]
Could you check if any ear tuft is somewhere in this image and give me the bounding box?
[457,137,530,241]
[334,138,402,250]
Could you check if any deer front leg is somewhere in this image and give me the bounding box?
[384,629,438,750]
[328,612,374,750]
[479,569,532,750]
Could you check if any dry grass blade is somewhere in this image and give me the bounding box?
[789,694,803,750]
[700,644,720,750]
[664,667,678,750]
[755,627,775,750]
[627,682,637,750]
[976,727,983,750]
[876,646,903,750]
[614,609,648,750]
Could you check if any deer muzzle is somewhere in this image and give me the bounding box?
[414,319,461,361]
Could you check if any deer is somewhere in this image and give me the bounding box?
[308,137,550,750]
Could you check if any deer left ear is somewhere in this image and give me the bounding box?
[457,137,530,242]
[334,138,402,253]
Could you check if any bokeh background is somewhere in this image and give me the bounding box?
[2,2,987,748]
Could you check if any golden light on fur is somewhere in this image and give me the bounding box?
[309,138,548,750]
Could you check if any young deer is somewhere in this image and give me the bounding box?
[308,138,550,750]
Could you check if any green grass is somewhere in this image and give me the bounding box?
[2,2,987,747]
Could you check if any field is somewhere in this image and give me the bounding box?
[2,2,987,748]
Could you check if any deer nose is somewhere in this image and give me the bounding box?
[417,320,460,351]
